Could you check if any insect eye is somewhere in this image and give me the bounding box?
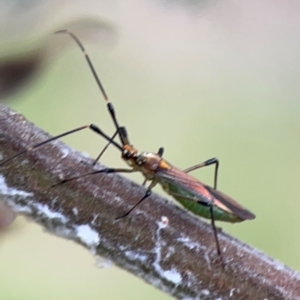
[123,150,131,159]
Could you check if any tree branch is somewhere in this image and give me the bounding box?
[0,103,299,300]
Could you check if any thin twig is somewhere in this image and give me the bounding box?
[0,103,299,300]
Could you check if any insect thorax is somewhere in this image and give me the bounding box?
[122,147,161,179]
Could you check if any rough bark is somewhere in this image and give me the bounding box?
[0,103,299,300]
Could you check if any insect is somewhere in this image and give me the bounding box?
[0,30,255,258]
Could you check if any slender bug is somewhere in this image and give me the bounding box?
[0,30,255,259]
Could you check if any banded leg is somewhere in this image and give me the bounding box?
[183,157,219,189]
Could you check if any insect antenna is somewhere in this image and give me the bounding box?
[55,30,127,146]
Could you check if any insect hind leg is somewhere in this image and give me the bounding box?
[197,199,223,259]
[209,205,223,259]
[183,157,219,189]
[166,190,223,260]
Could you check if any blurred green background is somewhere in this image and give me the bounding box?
[1,0,300,299]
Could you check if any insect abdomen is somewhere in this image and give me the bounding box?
[161,181,243,223]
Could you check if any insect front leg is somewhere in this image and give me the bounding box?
[116,180,158,219]
[92,130,119,165]
[0,123,122,168]
[52,168,136,187]
[0,125,92,167]
[183,157,219,189]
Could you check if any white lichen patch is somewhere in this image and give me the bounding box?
[124,250,148,263]
[229,288,235,297]
[200,289,210,296]
[177,235,212,271]
[75,224,100,247]
[176,235,208,253]
[60,147,69,158]
[0,175,69,225]
[72,207,78,216]
[177,236,200,250]
[0,175,32,199]
[204,251,211,270]
[152,216,182,285]
[113,195,123,203]
[160,216,169,227]
[162,269,182,285]
[0,174,101,253]
[32,202,69,223]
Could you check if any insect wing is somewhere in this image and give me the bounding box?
[156,164,255,221]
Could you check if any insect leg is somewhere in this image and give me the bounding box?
[92,129,119,165]
[157,147,164,157]
[116,180,157,219]
[183,158,219,189]
[185,158,222,257]
[166,189,222,258]
[0,123,123,168]
[0,125,91,167]
[183,159,222,257]
[209,205,222,258]
[52,168,136,187]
